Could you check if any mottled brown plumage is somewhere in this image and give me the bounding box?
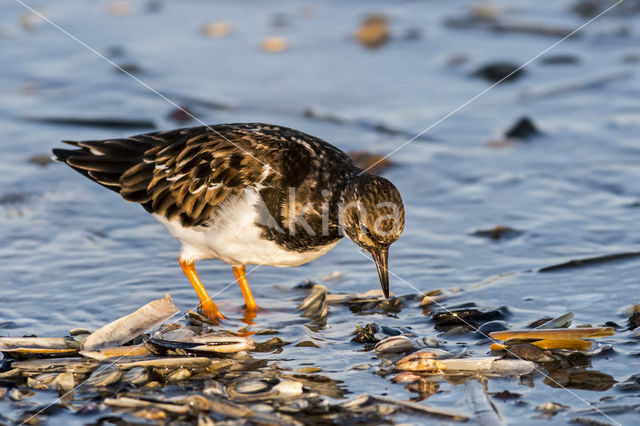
[53,123,405,316]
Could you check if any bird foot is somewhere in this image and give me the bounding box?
[199,301,226,323]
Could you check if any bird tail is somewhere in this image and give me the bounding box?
[52,139,148,194]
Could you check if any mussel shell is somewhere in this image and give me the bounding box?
[235,378,274,393]
[476,321,510,337]
[298,285,328,319]
[374,336,415,354]
[0,337,79,356]
[432,304,511,327]
[146,334,253,355]
[166,367,191,382]
[202,379,226,397]
[120,366,149,386]
[84,363,122,387]
[27,372,58,390]
[226,376,302,402]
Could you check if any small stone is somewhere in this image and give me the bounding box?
[27,154,53,167]
[355,14,389,49]
[505,117,542,140]
[491,390,522,400]
[108,1,133,16]
[472,62,525,83]
[295,340,320,348]
[202,22,231,38]
[540,54,580,66]
[572,0,601,19]
[473,225,522,240]
[536,401,569,413]
[20,11,44,31]
[114,63,144,75]
[260,37,288,52]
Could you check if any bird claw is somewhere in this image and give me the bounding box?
[199,302,225,323]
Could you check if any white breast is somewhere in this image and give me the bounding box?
[154,187,341,267]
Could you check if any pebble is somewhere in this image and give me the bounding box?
[505,117,542,140]
[108,1,133,16]
[260,37,288,52]
[472,62,525,83]
[202,22,231,38]
[355,14,389,49]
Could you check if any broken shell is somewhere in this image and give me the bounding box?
[489,327,615,341]
[9,388,26,401]
[84,363,122,387]
[0,337,78,355]
[105,396,190,414]
[391,371,422,383]
[27,373,58,390]
[437,357,535,375]
[506,344,556,363]
[396,351,440,372]
[297,285,328,319]
[432,304,511,327]
[166,367,191,382]
[374,336,415,354]
[327,289,391,304]
[397,353,534,375]
[530,339,592,351]
[70,328,93,336]
[80,344,151,360]
[121,366,149,386]
[227,376,303,402]
[235,378,271,393]
[12,357,97,374]
[82,294,179,351]
[147,333,254,355]
[535,312,575,329]
[536,401,569,413]
[491,338,592,352]
[116,356,211,370]
[56,371,75,403]
[202,379,226,397]
[272,380,303,399]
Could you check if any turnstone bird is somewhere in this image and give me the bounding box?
[53,123,405,321]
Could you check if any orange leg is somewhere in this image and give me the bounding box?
[233,265,258,311]
[179,257,225,321]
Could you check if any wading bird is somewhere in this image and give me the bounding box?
[54,123,404,321]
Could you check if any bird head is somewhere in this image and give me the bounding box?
[339,174,405,298]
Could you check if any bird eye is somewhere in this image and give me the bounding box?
[360,223,370,236]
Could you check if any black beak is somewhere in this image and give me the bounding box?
[371,247,389,298]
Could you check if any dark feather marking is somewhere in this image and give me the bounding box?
[54,123,360,241]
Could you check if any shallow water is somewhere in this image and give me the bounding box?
[1,0,640,424]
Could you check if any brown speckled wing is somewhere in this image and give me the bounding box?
[54,126,272,227]
[54,123,358,235]
[120,129,271,227]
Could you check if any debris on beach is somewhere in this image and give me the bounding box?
[297,284,328,319]
[355,14,389,49]
[472,62,525,83]
[260,37,288,52]
[472,225,523,240]
[82,294,178,351]
[488,326,615,352]
[201,21,232,38]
